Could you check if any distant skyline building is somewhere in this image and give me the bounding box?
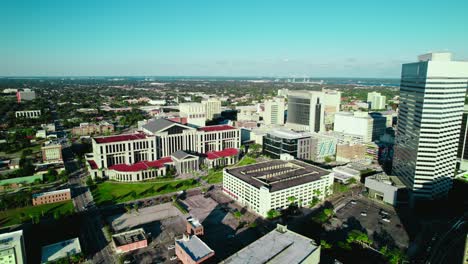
[263,97,285,125]
[392,52,468,201]
[286,90,325,132]
[16,89,36,103]
[367,91,386,110]
[201,98,221,120]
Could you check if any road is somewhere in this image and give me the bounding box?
[52,106,116,264]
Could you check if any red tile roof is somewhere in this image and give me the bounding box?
[198,125,236,132]
[206,148,239,160]
[108,157,172,172]
[87,160,98,169]
[94,133,147,144]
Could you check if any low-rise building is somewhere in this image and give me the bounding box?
[71,122,114,136]
[0,230,26,264]
[41,238,81,264]
[32,189,71,206]
[112,228,148,254]
[41,141,62,163]
[175,234,214,264]
[15,110,41,119]
[365,173,406,206]
[223,159,334,217]
[221,224,320,264]
[186,218,204,236]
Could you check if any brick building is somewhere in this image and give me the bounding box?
[32,189,71,206]
[112,229,148,254]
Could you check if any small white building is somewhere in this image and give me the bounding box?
[202,98,222,120]
[367,91,386,110]
[15,110,41,119]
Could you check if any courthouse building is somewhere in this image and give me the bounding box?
[86,118,240,181]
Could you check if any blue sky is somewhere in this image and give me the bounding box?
[2,0,467,77]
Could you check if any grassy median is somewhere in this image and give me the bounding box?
[92,179,200,206]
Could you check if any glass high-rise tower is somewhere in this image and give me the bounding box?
[392,53,468,201]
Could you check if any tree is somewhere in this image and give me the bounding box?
[346,230,372,246]
[266,209,281,219]
[324,156,333,163]
[320,240,332,249]
[287,196,297,205]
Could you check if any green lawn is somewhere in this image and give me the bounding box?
[202,169,223,184]
[201,156,257,184]
[0,201,74,227]
[92,179,200,206]
[236,156,257,167]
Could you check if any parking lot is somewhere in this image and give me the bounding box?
[330,196,409,248]
[107,202,183,232]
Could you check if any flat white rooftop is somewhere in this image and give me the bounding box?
[41,238,81,263]
[222,225,319,264]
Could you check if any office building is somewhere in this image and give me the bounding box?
[263,97,285,125]
[201,98,221,120]
[333,112,386,142]
[457,105,468,170]
[175,234,215,264]
[179,103,206,127]
[32,189,71,206]
[0,230,26,264]
[286,90,325,132]
[263,129,313,160]
[223,160,334,217]
[310,133,337,161]
[16,89,36,103]
[367,91,386,110]
[41,142,62,163]
[393,52,468,200]
[41,238,81,264]
[222,224,320,264]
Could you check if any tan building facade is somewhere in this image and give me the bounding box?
[32,189,71,206]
